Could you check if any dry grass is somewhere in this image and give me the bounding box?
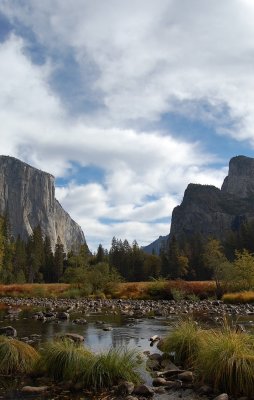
[0,281,216,299]
[114,281,216,299]
[223,291,254,304]
[0,283,69,298]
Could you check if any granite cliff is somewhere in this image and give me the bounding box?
[144,155,254,253]
[0,156,86,251]
[171,155,254,243]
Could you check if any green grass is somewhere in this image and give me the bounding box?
[80,347,142,390]
[196,324,254,396]
[0,336,39,374]
[38,340,142,390]
[161,319,207,368]
[38,339,92,381]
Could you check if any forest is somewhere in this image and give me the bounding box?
[1,213,254,286]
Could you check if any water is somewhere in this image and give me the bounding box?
[0,305,177,399]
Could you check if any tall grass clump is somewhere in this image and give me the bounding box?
[162,319,206,367]
[38,339,92,381]
[0,336,39,374]
[197,324,254,396]
[81,347,142,390]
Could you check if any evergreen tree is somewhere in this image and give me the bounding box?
[13,235,27,281]
[42,236,54,282]
[26,225,44,283]
[54,236,65,282]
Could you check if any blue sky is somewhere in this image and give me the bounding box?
[0,0,254,251]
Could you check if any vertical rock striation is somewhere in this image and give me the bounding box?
[170,155,254,242]
[0,155,86,251]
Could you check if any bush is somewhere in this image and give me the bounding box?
[197,324,254,396]
[0,336,39,374]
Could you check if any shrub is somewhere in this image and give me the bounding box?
[197,324,254,396]
[0,336,39,374]
[81,347,142,390]
[171,288,186,301]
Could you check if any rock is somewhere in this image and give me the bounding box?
[156,339,165,351]
[198,384,213,395]
[152,378,167,387]
[0,155,87,251]
[213,394,228,400]
[146,359,161,370]
[178,371,193,382]
[170,155,254,245]
[115,381,134,395]
[133,384,154,397]
[57,312,70,320]
[150,335,160,342]
[0,326,17,337]
[21,386,48,394]
[148,353,162,361]
[62,333,84,342]
[161,359,179,370]
[103,326,113,331]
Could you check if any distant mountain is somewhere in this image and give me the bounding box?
[0,155,86,251]
[142,235,169,255]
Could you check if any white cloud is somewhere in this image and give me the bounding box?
[0,3,245,249]
[2,0,254,142]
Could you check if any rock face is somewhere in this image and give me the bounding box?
[170,155,254,242]
[142,235,169,255]
[0,155,86,251]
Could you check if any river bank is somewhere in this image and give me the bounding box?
[0,298,253,399]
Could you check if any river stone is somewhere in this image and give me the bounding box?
[148,353,162,361]
[62,333,84,342]
[156,339,165,351]
[146,358,161,370]
[152,377,167,387]
[133,384,154,397]
[198,384,213,395]
[57,312,69,320]
[161,359,179,370]
[0,326,17,337]
[178,371,193,382]
[115,381,134,395]
[21,386,48,393]
[213,394,228,400]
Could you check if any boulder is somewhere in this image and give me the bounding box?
[21,386,48,394]
[61,333,84,342]
[133,384,154,397]
[0,326,17,337]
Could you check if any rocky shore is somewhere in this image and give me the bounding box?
[0,297,252,400]
[0,297,253,320]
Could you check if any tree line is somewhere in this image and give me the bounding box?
[1,212,254,285]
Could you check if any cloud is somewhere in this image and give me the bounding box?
[0,3,243,249]
[2,0,254,143]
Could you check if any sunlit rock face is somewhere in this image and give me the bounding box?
[0,155,86,251]
[170,156,254,242]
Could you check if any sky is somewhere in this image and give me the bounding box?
[0,0,254,251]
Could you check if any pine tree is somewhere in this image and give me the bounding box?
[26,225,44,282]
[54,236,65,282]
